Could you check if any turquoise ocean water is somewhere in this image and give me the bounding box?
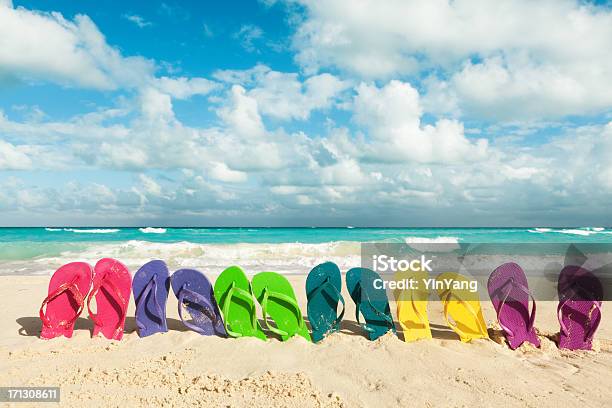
[1,227,611,275]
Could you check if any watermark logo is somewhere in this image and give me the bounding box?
[372,254,433,273]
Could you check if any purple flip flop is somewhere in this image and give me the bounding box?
[133,260,170,337]
[171,269,227,337]
[488,262,540,349]
[557,266,603,350]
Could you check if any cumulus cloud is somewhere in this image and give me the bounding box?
[0,2,154,89]
[288,0,612,120]
[217,85,266,138]
[154,76,220,99]
[209,162,248,183]
[2,1,612,225]
[0,140,32,170]
[214,65,350,121]
[353,80,488,163]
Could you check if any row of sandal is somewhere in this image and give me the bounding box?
[39,259,603,351]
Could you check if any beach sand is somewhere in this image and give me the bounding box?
[1,275,611,407]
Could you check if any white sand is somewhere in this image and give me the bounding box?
[1,275,611,407]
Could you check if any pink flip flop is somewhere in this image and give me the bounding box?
[87,258,132,340]
[39,262,93,339]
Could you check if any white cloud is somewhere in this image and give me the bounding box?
[0,140,32,169]
[353,80,488,163]
[233,24,264,53]
[427,54,612,120]
[209,162,248,183]
[288,0,612,120]
[139,87,175,122]
[123,14,152,28]
[217,85,266,137]
[0,3,154,89]
[154,76,219,99]
[139,174,163,196]
[214,65,350,121]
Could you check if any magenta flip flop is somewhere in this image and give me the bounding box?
[488,262,540,349]
[557,265,603,350]
[87,258,132,340]
[39,262,93,339]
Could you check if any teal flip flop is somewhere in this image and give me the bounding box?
[306,262,345,342]
[346,267,396,340]
[213,266,267,340]
[251,272,311,342]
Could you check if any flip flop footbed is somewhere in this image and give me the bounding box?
[394,270,431,342]
[558,266,603,350]
[306,262,344,343]
[213,266,266,340]
[89,258,132,340]
[252,272,311,342]
[346,267,395,341]
[488,263,540,349]
[437,272,489,342]
[40,262,93,339]
[171,269,226,337]
[133,260,170,337]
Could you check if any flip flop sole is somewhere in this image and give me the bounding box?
[488,263,540,349]
[213,266,266,340]
[437,272,489,343]
[252,272,311,342]
[171,269,226,336]
[346,267,395,341]
[394,270,431,342]
[41,262,93,339]
[132,260,170,337]
[91,258,131,340]
[558,266,603,350]
[306,262,343,343]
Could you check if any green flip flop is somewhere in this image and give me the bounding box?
[251,272,311,342]
[213,266,267,340]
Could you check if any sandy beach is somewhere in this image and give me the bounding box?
[1,274,611,407]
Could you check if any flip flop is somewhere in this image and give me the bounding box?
[87,258,131,340]
[213,266,266,340]
[251,272,311,342]
[39,262,93,339]
[394,270,432,342]
[436,272,489,343]
[346,267,396,340]
[132,260,170,337]
[488,263,540,349]
[171,268,226,337]
[306,262,345,342]
[557,265,603,350]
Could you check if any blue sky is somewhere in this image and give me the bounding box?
[1,0,612,226]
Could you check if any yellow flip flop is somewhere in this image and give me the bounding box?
[394,270,432,342]
[436,272,489,342]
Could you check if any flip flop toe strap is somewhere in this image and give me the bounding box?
[495,277,537,337]
[177,284,219,334]
[87,274,128,338]
[135,274,164,331]
[397,287,428,330]
[307,277,345,333]
[39,277,85,328]
[261,287,305,337]
[557,286,603,342]
[355,285,394,333]
[221,282,258,338]
[441,289,488,339]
